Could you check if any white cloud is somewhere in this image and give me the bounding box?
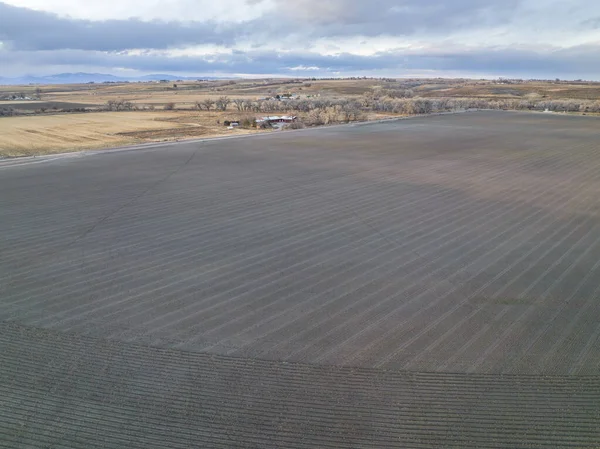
[288,65,320,71]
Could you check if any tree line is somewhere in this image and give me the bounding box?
[3,95,599,120]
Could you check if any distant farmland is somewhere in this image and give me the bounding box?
[2,77,599,157]
[1,111,599,448]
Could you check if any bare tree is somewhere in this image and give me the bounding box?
[195,100,213,111]
[411,98,433,114]
[261,100,283,113]
[340,101,364,122]
[248,101,261,112]
[305,109,325,126]
[199,98,215,111]
[233,99,245,112]
[360,92,375,108]
[215,96,231,111]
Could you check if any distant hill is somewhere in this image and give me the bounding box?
[0,73,227,85]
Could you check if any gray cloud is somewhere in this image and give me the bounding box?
[0,2,236,51]
[1,0,599,79]
[0,0,523,52]
[581,17,600,29]
[3,44,600,79]
[273,0,521,36]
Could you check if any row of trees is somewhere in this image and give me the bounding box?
[103,91,600,117]
[105,99,135,111]
[0,107,16,117]
[5,95,597,121]
[194,97,231,111]
[214,95,600,117]
[369,97,600,115]
[0,88,42,101]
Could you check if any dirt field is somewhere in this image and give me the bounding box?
[2,111,600,373]
[1,111,599,447]
[0,110,269,157]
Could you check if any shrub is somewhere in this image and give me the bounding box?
[258,121,273,129]
[164,102,175,110]
[285,121,306,130]
[241,117,256,128]
[0,107,16,116]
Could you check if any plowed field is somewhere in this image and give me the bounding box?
[1,111,599,448]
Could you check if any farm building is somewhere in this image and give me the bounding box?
[256,115,297,125]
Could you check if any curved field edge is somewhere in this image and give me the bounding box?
[1,322,599,449]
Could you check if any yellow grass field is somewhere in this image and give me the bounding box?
[0,111,268,157]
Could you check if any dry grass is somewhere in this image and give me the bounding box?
[0,110,270,157]
[412,81,600,100]
[3,78,600,106]
[4,78,600,112]
[0,78,383,109]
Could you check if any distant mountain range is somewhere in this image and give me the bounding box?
[0,73,227,85]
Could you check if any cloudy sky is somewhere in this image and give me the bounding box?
[1,0,599,79]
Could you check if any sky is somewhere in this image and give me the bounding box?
[1,0,599,79]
